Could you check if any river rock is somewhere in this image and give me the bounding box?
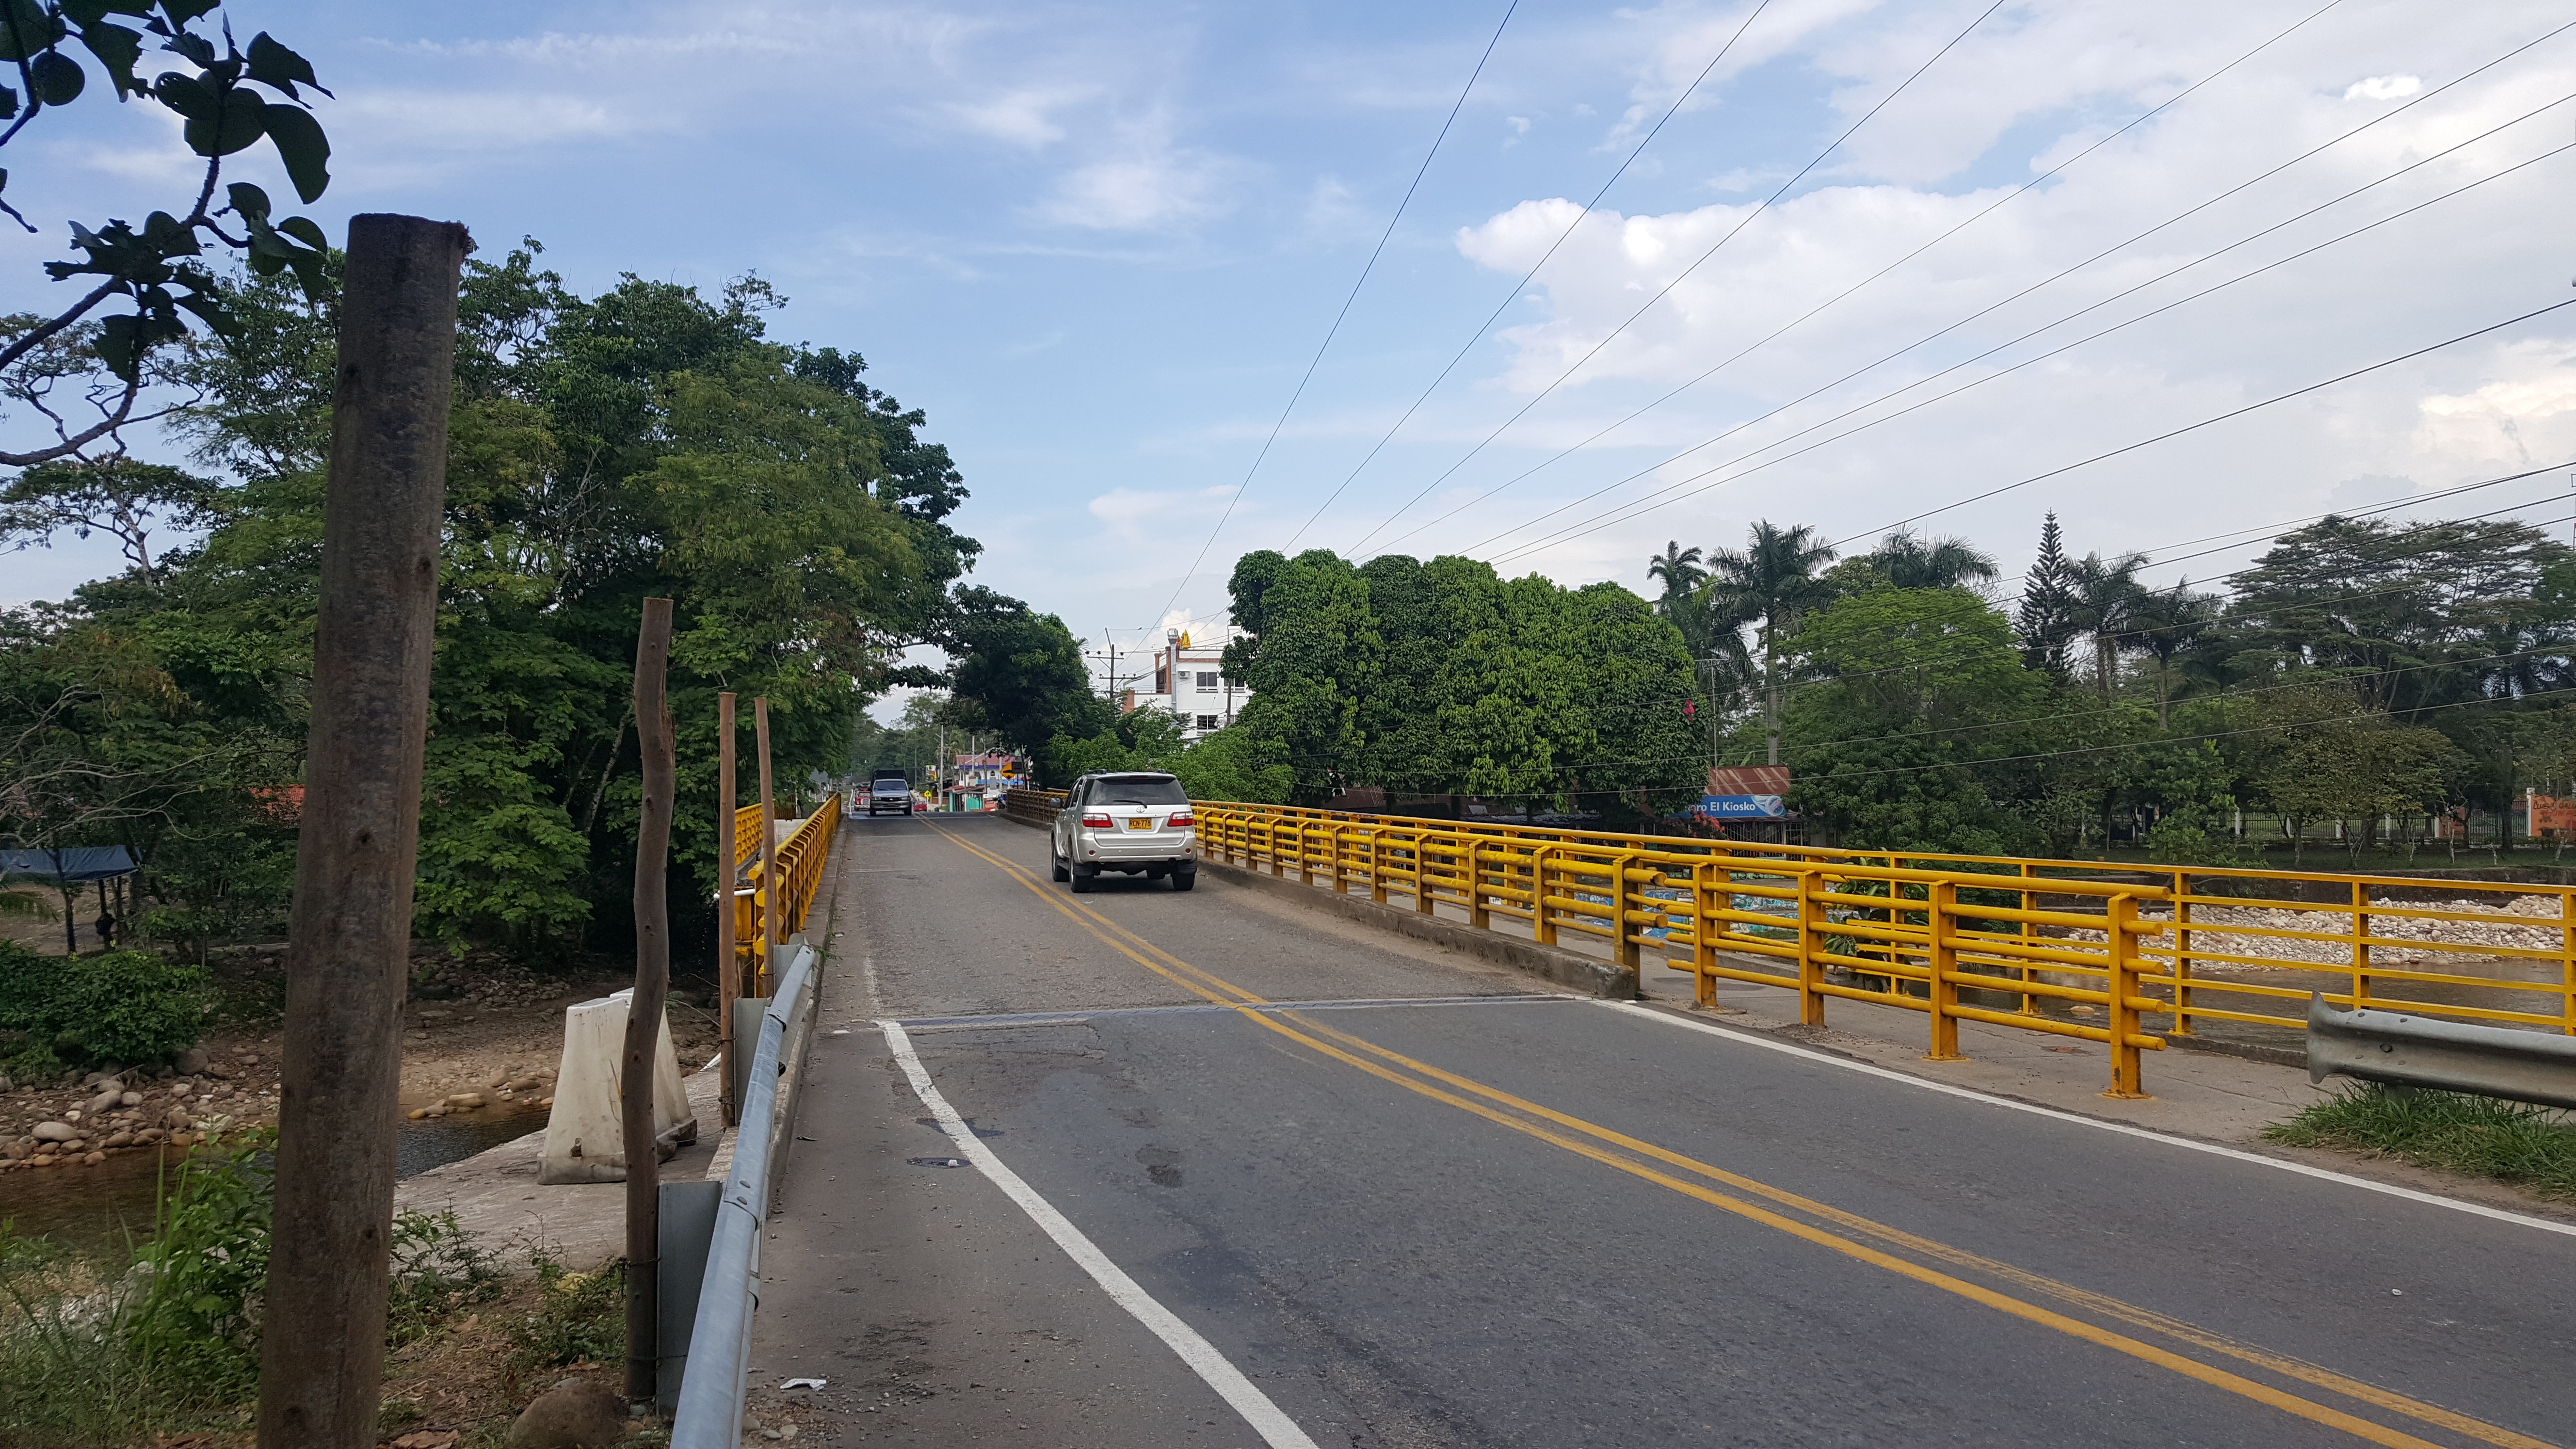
[163,1106,192,1128]
[83,1089,122,1116]
[505,1380,625,1449]
[82,1151,103,1165]
[171,1081,193,1098]
[119,1091,142,1107]
[174,1047,207,1075]
[32,1122,74,1143]
[444,1092,486,1111]
[104,1131,134,1148]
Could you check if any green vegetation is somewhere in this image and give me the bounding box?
[0,1132,501,1446]
[0,940,208,1073]
[507,1255,625,1370]
[2265,1082,2576,1199]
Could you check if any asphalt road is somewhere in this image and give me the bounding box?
[748,812,2574,1448]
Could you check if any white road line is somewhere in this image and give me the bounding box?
[1597,998,2576,1238]
[879,1020,1322,1449]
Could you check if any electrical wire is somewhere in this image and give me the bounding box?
[1357,0,2349,558]
[1145,0,1520,632]
[1434,103,2576,563]
[1271,0,1780,554]
[1338,0,2013,558]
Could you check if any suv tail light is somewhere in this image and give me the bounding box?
[1081,812,1113,828]
[1168,812,1194,826]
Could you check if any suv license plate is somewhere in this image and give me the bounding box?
[1126,818,1153,831]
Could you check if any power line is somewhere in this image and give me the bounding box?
[1146,0,1520,632]
[1442,100,2576,563]
[1338,0,2013,558]
[1491,290,2576,569]
[1359,0,2348,558]
[1271,0,1780,555]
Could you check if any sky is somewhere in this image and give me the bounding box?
[5,0,2575,711]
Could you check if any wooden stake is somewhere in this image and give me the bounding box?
[716,690,739,1127]
[257,214,470,1449]
[623,597,676,1402]
[755,696,777,995]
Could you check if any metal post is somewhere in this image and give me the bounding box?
[1692,860,1719,1008]
[1369,828,1388,905]
[1531,845,1557,948]
[2104,894,2149,1099]
[755,698,777,998]
[1612,852,1642,986]
[1467,839,1490,931]
[1796,870,1826,1026]
[257,213,470,1449]
[2172,869,2195,1036]
[2018,863,2038,1015]
[716,692,738,1127]
[624,597,676,1403]
[1926,880,1962,1060]
[2351,878,2370,1011]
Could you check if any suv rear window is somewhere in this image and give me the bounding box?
[1092,775,1187,806]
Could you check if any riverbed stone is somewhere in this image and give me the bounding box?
[82,1151,103,1165]
[32,1121,74,1143]
[83,1088,121,1116]
[444,1092,486,1110]
[174,1047,207,1075]
[504,1380,624,1449]
[119,1091,142,1107]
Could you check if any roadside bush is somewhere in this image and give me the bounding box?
[0,940,207,1065]
[509,1255,624,1368]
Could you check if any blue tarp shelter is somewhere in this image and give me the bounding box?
[0,847,137,883]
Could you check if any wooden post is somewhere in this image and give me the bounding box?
[716,692,739,1127]
[755,697,777,997]
[623,598,676,1403]
[257,214,469,1449]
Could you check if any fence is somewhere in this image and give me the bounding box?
[729,795,840,997]
[1001,787,1064,827]
[1186,800,2576,1097]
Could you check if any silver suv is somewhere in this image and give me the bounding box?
[1050,772,1197,892]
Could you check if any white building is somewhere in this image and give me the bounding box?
[1121,628,1248,742]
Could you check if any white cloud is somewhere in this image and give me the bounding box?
[2346,74,2425,102]
[943,86,1096,147]
[1032,145,1237,231]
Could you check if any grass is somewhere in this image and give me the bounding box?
[2264,1081,2576,1199]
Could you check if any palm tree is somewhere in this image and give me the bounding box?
[2068,550,2151,703]
[1864,528,1998,591]
[1646,541,1706,616]
[2130,582,2219,727]
[1704,520,1839,766]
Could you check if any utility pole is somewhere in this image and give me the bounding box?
[257,214,470,1449]
[622,597,676,1404]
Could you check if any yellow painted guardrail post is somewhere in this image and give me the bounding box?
[2106,892,2150,1099]
[1370,827,1390,905]
[1690,858,1720,1009]
[1467,838,1491,930]
[2172,867,2196,1036]
[1530,844,1559,948]
[2562,887,2576,1036]
[2350,879,2371,1012]
[2017,863,2038,1015]
[1927,879,1963,1062]
[1416,828,1442,915]
[1796,869,1826,1027]
[1612,850,1642,975]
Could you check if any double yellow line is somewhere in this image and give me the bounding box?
[925,821,2551,1449]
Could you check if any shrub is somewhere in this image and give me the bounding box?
[509,1255,624,1368]
[0,940,207,1066]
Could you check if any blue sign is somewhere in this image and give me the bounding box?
[1695,794,1785,820]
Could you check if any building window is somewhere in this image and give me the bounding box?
[1195,671,1220,691]
[1195,714,1220,731]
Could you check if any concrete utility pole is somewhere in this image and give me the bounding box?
[623,598,676,1403]
[257,214,470,1449]
[716,691,738,1126]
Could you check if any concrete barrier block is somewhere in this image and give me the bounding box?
[537,988,699,1185]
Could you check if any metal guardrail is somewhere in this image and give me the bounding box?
[1190,801,2576,1096]
[2307,993,2576,1108]
[731,796,841,995]
[671,940,815,1449]
[1001,786,1064,827]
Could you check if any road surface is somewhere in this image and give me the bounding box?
[747,812,2573,1448]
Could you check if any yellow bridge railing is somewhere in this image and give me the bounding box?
[731,793,841,997]
[1185,800,2576,1099]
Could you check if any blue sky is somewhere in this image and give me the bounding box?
[7,0,2575,707]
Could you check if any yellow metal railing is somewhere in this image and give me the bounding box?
[1002,787,1066,826]
[1187,800,2576,1097]
[730,793,841,996]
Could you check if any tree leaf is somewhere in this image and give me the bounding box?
[182,85,263,157]
[242,31,326,100]
[0,84,16,119]
[161,26,212,66]
[30,50,85,106]
[158,0,218,26]
[224,180,270,224]
[0,0,58,63]
[97,312,141,380]
[275,215,326,251]
[150,68,211,122]
[259,102,327,202]
[75,20,143,97]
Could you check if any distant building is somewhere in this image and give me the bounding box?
[1131,629,1246,742]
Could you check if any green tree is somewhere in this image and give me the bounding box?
[1702,520,1837,768]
